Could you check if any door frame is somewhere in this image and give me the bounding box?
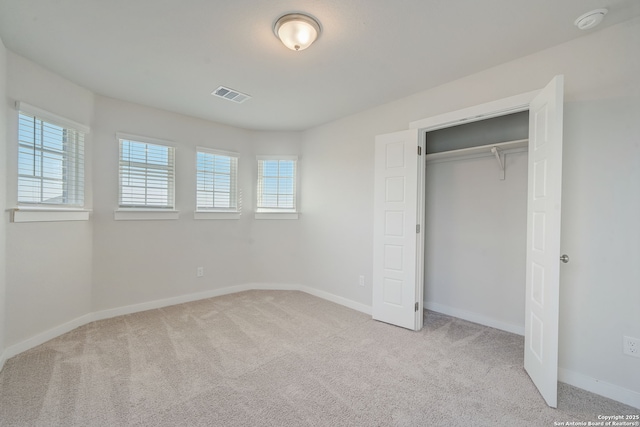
[409,90,540,132]
[409,85,568,406]
[371,89,539,330]
[409,91,541,305]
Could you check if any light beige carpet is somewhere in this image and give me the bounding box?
[0,290,636,426]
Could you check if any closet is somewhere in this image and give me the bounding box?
[424,112,529,335]
[373,75,565,407]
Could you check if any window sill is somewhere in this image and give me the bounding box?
[114,209,180,221]
[255,212,299,220]
[10,207,91,223]
[194,211,241,220]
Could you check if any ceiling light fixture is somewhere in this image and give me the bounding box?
[274,13,321,51]
[574,8,608,30]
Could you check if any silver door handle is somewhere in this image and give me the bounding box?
[560,254,570,263]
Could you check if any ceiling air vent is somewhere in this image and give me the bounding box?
[212,86,251,104]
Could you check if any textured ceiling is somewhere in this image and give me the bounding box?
[0,0,638,131]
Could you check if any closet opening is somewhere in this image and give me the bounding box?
[424,111,530,336]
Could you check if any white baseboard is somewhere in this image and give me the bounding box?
[0,349,7,372]
[245,283,301,292]
[559,368,640,410]
[425,301,525,336]
[1,283,370,371]
[300,286,372,315]
[2,313,93,364]
[91,283,314,322]
[92,284,255,322]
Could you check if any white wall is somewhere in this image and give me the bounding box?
[0,53,305,345]
[300,18,640,404]
[425,151,528,334]
[248,131,303,285]
[0,38,8,363]
[0,52,305,351]
[0,14,637,407]
[4,52,94,347]
[91,97,304,312]
[560,96,640,400]
[91,96,253,311]
[300,114,381,304]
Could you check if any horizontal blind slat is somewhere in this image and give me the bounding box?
[119,138,175,209]
[257,159,296,210]
[17,112,85,206]
[196,150,238,210]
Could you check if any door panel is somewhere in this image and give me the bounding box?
[524,75,564,408]
[372,129,423,330]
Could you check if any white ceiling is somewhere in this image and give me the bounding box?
[0,0,638,131]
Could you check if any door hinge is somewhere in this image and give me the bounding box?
[416,224,420,234]
[415,302,419,312]
[417,146,422,155]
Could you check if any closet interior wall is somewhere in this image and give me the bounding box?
[424,112,530,335]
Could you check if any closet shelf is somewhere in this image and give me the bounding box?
[425,139,528,163]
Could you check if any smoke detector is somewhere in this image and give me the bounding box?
[574,9,608,30]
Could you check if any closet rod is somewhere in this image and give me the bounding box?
[425,138,528,180]
[425,139,528,162]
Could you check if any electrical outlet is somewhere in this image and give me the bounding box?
[197,267,204,277]
[358,275,365,287]
[623,336,640,358]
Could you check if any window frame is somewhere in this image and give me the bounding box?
[115,133,178,221]
[195,147,240,220]
[17,105,87,207]
[11,102,91,223]
[255,155,299,220]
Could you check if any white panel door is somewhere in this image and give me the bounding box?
[524,75,564,408]
[372,129,423,330]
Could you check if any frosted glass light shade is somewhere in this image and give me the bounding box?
[274,13,321,51]
[574,9,608,30]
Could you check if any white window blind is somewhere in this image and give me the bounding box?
[256,157,297,212]
[18,111,85,206]
[119,137,175,209]
[196,148,239,211]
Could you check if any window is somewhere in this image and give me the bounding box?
[256,156,297,216]
[196,148,239,212]
[118,135,175,210]
[18,111,85,207]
